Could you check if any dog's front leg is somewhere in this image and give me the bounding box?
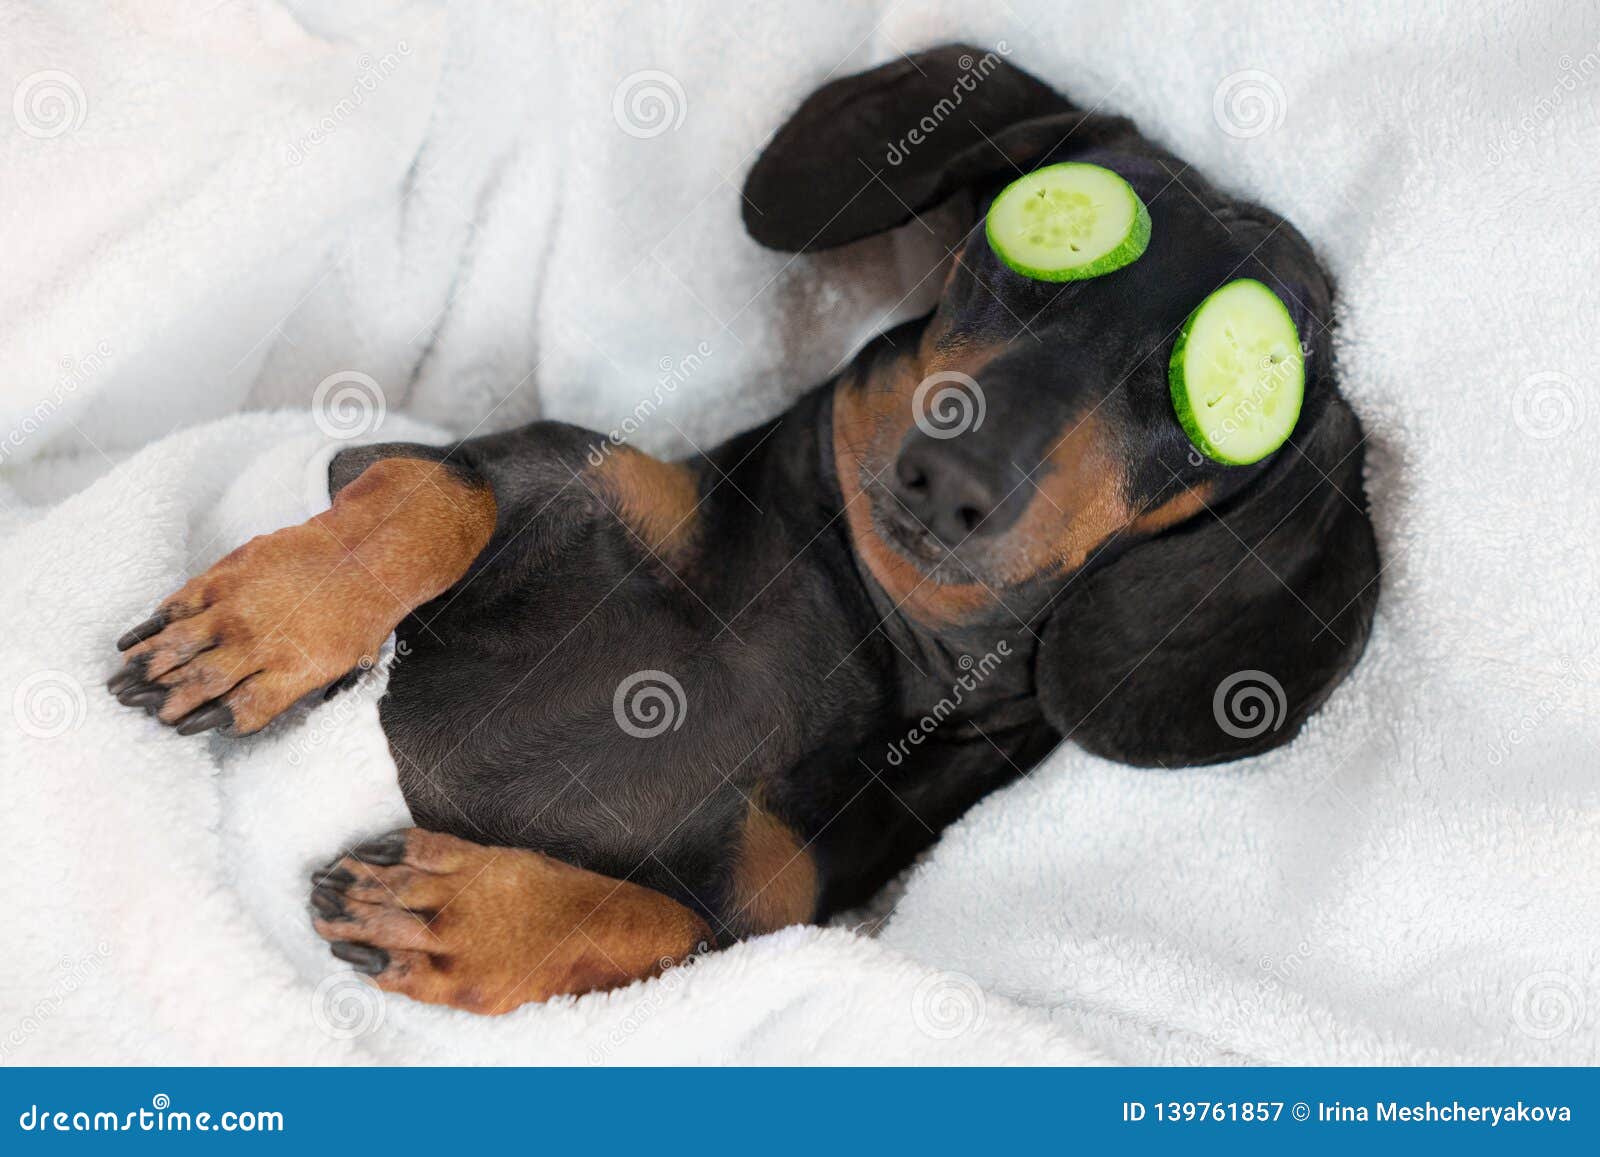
[309,827,712,1014]
[107,455,495,734]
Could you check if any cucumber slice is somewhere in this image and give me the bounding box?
[1168,279,1304,466]
[985,162,1151,281]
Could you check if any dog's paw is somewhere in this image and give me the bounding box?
[106,521,402,735]
[309,828,706,1014]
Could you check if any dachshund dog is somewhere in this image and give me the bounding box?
[106,46,1379,1014]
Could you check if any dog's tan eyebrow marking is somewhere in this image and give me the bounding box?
[587,446,700,567]
[1131,482,1213,535]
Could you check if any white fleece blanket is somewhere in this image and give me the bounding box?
[2,0,1597,1065]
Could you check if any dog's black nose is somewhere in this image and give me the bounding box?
[891,443,1010,546]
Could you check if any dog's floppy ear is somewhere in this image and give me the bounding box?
[1035,385,1381,768]
[743,44,1135,252]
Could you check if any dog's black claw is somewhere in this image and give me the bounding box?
[330,942,388,974]
[174,701,232,736]
[116,612,168,652]
[350,831,408,866]
[311,867,356,889]
[117,686,166,709]
[310,885,347,919]
[106,655,151,695]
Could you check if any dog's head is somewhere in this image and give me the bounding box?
[743,45,1379,767]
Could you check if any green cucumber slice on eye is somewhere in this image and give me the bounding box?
[1168,278,1304,466]
[985,162,1152,281]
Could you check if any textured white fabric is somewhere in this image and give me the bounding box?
[2,0,1595,1063]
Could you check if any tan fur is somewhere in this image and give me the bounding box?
[117,457,496,733]
[314,829,711,1014]
[832,321,1213,608]
[727,803,817,936]
[833,353,998,626]
[588,447,700,568]
[1132,482,1214,534]
[992,414,1134,581]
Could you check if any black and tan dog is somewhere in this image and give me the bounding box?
[106,47,1378,1014]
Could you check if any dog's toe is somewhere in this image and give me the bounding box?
[307,829,545,1014]
[350,831,409,865]
[309,832,453,954]
[106,654,151,695]
[309,884,347,919]
[115,611,169,652]
[172,700,233,736]
[329,942,390,975]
